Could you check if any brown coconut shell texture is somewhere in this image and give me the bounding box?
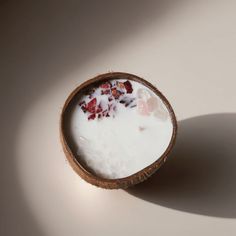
[60,72,177,189]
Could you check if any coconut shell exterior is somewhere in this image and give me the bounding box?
[60,72,177,189]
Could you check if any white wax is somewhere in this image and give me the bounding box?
[70,80,173,179]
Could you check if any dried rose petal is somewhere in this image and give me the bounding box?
[96,106,103,113]
[111,88,122,99]
[116,81,125,89]
[88,113,96,120]
[102,109,108,117]
[124,80,133,93]
[100,82,111,89]
[101,89,110,95]
[86,98,97,113]
[81,80,136,120]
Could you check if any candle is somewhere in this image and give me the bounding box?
[69,79,174,179]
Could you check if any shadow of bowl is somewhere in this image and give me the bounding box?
[127,113,236,218]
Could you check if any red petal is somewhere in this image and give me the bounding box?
[124,80,133,93]
[88,113,96,120]
[86,98,97,113]
[101,89,110,95]
[100,82,111,89]
[102,109,108,117]
[96,107,103,113]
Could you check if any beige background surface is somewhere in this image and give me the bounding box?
[1,0,236,235]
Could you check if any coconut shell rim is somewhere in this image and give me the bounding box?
[60,72,177,189]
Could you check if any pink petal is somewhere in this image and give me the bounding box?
[137,100,150,116]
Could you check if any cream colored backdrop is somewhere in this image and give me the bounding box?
[1,1,236,235]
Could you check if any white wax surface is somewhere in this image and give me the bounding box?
[70,80,173,179]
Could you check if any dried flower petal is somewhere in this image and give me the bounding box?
[100,82,111,89]
[116,81,125,89]
[111,88,122,99]
[80,80,137,121]
[124,80,133,93]
[102,109,108,117]
[101,89,110,95]
[96,106,103,113]
[86,98,97,113]
[108,96,113,102]
[88,113,96,120]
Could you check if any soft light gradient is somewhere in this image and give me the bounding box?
[1,1,236,236]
